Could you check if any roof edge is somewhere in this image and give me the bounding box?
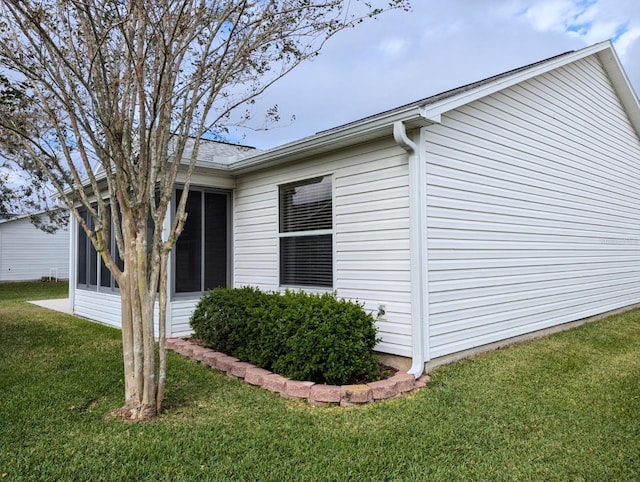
[596,45,640,139]
[0,207,67,225]
[422,41,613,121]
[229,41,628,173]
[229,106,432,173]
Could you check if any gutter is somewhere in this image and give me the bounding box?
[231,106,430,174]
[393,121,430,378]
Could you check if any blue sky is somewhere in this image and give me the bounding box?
[231,0,640,150]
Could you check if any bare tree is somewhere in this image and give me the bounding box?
[0,0,409,420]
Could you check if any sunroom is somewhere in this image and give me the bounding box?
[70,145,241,337]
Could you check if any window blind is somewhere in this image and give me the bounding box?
[279,175,333,288]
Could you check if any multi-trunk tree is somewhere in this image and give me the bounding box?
[0,0,408,420]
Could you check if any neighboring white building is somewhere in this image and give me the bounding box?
[0,214,69,282]
[69,41,640,375]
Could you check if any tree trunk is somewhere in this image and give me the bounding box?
[115,222,158,421]
[119,277,138,408]
[156,250,169,412]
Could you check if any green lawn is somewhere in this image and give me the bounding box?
[1,281,639,481]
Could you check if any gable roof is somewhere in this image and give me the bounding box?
[229,41,640,174]
[315,49,576,135]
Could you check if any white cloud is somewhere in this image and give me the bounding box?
[573,2,599,26]
[616,26,640,58]
[524,0,579,32]
[378,37,409,56]
[581,19,621,41]
[231,0,640,150]
[517,0,639,56]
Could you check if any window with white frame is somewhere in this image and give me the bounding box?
[278,175,333,288]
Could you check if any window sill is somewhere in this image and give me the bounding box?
[278,285,334,295]
[172,292,208,301]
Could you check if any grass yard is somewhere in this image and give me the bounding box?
[1,282,639,481]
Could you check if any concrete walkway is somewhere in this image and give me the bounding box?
[28,298,73,315]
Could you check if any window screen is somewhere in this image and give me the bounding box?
[175,189,202,293]
[77,208,98,287]
[174,188,229,293]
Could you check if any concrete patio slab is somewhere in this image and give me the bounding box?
[28,298,73,315]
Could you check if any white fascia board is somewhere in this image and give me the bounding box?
[597,47,640,139]
[421,41,613,122]
[192,160,233,171]
[229,107,432,174]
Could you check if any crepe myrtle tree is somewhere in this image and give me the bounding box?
[0,74,24,219]
[0,0,409,420]
[0,164,30,220]
[0,74,66,229]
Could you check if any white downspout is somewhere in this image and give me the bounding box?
[393,121,429,378]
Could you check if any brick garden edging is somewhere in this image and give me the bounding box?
[166,338,429,406]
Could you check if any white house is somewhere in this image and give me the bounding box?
[0,214,69,282]
[69,41,640,375]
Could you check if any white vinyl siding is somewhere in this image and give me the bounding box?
[67,47,640,365]
[425,56,640,358]
[74,282,190,338]
[168,299,201,337]
[74,289,122,327]
[234,139,413,357]
[74,289,162,336]
[0,217,69,282]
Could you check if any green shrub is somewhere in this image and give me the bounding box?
[189,286,266,361]
[190,287,381,385]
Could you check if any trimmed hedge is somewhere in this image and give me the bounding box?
[190,287,381,385]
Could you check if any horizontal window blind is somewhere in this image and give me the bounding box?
[279,175,333,288]
[280,175,332,233]
[280,234,333,287]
